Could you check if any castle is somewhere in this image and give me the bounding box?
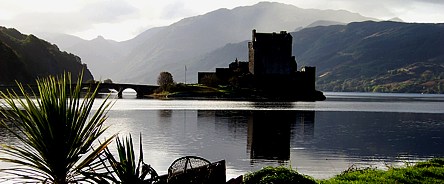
[198,30,324,101]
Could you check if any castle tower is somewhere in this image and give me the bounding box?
[248,30,295,77]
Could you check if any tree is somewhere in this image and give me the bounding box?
[0,72,115,183]
[103,78,113,84]
[157,71,174,91]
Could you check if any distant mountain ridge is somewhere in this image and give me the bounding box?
[293,21,444,93]
[199,21,444,93]
[7,2,443,93]
[0,27,93,84]
[113,2,377,84]
[38,2,376,84]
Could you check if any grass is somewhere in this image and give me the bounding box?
[243,158,444,184]
[151,83,227,98]
[320,158,444,184]
[243,166,316,184]
[151,83,263,100]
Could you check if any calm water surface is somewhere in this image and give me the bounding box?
[1,92,444,180]
[103,92,444,179]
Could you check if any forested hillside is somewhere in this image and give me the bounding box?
[0,27,93,85]
[292,21,444,93]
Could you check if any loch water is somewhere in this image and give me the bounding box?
[1,92,444,179]
[103,92,444,179]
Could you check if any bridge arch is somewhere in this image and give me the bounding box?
[117,88,137,98]
[98,83,158,99]
[117,87,148,98]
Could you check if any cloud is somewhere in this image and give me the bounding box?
[3,0,139,35]
[396,0,444,23]
[160,1,195,19]
[81,0,139,23]
[5,12,91,34]
[416,0,444,4]
[291,0,444,21]
[337,0,401,18]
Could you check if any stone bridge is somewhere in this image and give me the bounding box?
[0,83,159,99]
[99,83,159,98]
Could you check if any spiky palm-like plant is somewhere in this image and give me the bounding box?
[0,73,115,183]
[108,134,158,183]
[85,134,159,184]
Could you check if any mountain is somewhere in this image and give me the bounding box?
[0,27,93,85]
[305,20,345,28]
[64,36,127,80]
[39,2,376,84]
[293,21,444,93]
[119,26,167,50]
[37,33,130,80]
[37,27,168,80]
[190,41,249,73]
[36,32,87,49]
[29,3,442,93]
[199,21,444,93]
[388,17,404,22]
[111,2,376,84]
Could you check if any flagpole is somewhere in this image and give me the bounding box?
[184,65,187,84]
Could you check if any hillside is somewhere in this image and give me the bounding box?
[199,21,444,93]
[39,2,375,84]
[31,3,441,93]
[0,27,93,85]
[112,2,375,84]
[293,21,444,93]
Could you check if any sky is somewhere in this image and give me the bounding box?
[1,0,443,41]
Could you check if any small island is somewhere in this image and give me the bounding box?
[155,30,325,101]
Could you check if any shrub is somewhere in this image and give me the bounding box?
[243,166,316,184]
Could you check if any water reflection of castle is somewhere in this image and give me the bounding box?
[197,110,315,161]
[247,111,315,160]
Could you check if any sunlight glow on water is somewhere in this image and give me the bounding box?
[99,92,444,113]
